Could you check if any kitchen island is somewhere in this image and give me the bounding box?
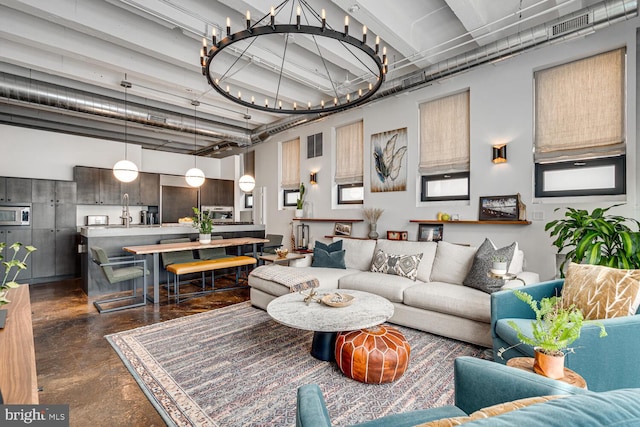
[80,223,266,299]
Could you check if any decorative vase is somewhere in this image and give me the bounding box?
[199,233,211,244]
[533,348,565,379]
[295,208,304,218]
[368,223,379,239]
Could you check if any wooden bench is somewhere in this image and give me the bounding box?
[166,256,257,302]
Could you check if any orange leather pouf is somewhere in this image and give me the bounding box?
[335,325,411,383]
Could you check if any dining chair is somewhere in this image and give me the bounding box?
[90,246,149,313]
[244,234,283,257]
[198,235,232,260]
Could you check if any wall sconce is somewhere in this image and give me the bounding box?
[492,144,507,164]
[310,172,318,185]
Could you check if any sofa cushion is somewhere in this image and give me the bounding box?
[311,248,346,269]
[339,271,420,303]
[333,237,377,271]
[463,239,517,294]
[403,282,491,322]
[375,239,438,282]
[509,249,524,274]
[561,262,640,320]
[370,249,423,281]
[430,242,478,285]
[314,240,343,253]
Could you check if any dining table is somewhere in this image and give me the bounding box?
[123,237,269,304]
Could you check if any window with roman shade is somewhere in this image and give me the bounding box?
[335,120,364,204]
[281,138,301,206]
[419,90,470,201]
[281,138,300,190]
[534,48,626,197]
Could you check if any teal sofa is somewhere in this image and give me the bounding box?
[491,279,640,392]
[296,357,640,426]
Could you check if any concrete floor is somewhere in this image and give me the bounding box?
[30,278,250,427]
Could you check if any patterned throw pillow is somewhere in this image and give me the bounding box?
[462,239,517,294]
[562,262,640,320]
[370,249,423,281]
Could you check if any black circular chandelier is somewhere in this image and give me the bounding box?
[200,0,386,115]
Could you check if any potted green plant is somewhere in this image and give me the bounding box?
[545,204,640,276]
[295,182,306,218]
[498,290,607,379]
[1,242,37,327]
[192,207,213,244]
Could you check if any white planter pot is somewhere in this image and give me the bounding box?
[199,233,211,244]
[491,261,508,275]
[295,209,304,218]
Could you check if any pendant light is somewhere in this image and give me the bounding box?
[185,100,205,187]
[239,111,255,193]
[113,77,139,183]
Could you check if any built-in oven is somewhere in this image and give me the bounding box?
[0,206,30,226]
[201,206,234,223]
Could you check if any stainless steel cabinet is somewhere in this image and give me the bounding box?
[0,177,32,203]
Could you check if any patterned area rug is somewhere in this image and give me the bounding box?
[106,302,485,426]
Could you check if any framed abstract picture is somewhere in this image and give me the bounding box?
[371,127,408,192]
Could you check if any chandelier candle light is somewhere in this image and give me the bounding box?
[200,0,386,115]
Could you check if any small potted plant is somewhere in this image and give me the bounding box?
[491,255,508,275]
[1,242,37,327]
[295,182,306,218]
[192,207,213,244]
[498,290,607,379]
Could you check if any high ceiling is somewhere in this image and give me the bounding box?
[0,0,634,157]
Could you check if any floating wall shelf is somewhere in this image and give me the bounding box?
[409,220,532,225]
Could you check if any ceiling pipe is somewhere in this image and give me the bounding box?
[0,0,635,155]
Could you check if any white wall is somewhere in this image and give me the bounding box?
[253,18,640,282]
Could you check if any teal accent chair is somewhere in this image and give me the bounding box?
[297,357,640,426]
[90,246,149,313]
[492,279,640,392]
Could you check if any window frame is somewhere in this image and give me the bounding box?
[337,183,364,205]
[534,156,626,198]
[420,172,470,202]
[283,189,300,207]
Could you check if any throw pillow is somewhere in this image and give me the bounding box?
[311,248,346,269]
[430,242,478,285]
[562,262,640,320]
[416,395,563,426]
[314,240,343,253]
[462,239,517,294]
[369,249,423,281]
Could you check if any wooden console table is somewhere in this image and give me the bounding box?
[0,285,39,403]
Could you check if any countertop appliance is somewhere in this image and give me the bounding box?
[0,206,30,226]
[201,206,234,223]
[86,215,109,226]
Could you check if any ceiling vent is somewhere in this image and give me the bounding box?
[551,13,591,36]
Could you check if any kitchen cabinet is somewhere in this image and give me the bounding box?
[0,178,32,203]
[122,172,159,206]
[201,178,234,206]
[75,166,122,205]
[0,228,33,280]
[75,167,100,204]
[30,180,77,279]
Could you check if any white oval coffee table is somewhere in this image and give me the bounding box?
[267,289,394,361]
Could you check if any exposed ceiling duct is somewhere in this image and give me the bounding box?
[0,0,636,157]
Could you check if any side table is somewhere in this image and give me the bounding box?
[507,357,587,389]
[259,253,306,266]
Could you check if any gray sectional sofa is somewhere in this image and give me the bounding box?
[249,237,539,347]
